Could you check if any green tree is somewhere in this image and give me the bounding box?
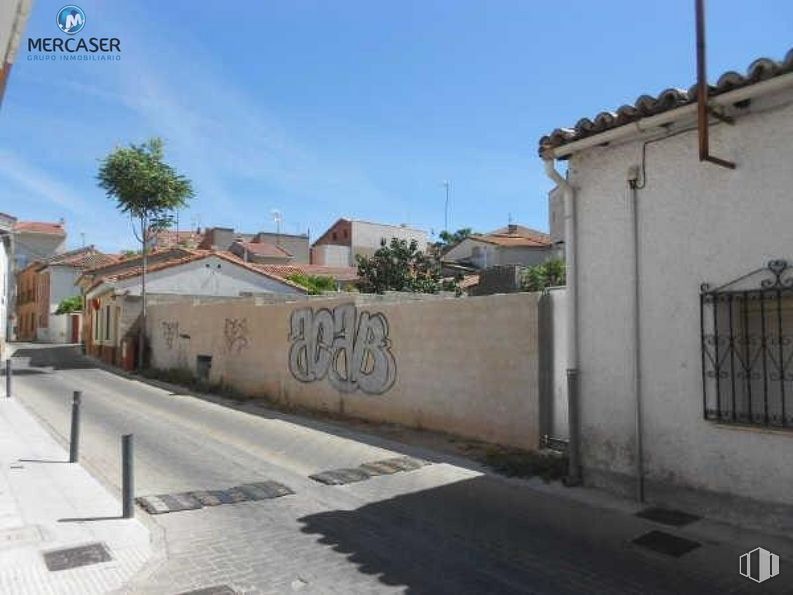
[435,227,473,253]
[356,238,452,294]
[54,295,83,315]
[97,137,194,368]
[285,273,337,295]
[521,258,566,292]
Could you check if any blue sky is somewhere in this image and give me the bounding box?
[1,1,791,251]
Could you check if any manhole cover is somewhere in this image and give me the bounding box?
[43,542,112,571]
[632,530,701,558]
[636,507,701,527]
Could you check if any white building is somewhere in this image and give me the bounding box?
[81,249,305,369]
[0,212,15,356]
[539,49,793,518]
[312,218,429,267]
[34,247,115,343]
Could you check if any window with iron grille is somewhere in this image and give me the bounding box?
[701,260,793,428]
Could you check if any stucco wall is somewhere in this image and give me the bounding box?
[311,244,351,267]
[106,256,303,297]
[0,235,7,354]
[148,292,541,449]
[351,222,429,254]
[568,87,793,506]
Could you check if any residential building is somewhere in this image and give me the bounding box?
[33,247,116,343]
[13,220,66,270]
[0,212,15,355]
[443,225,552,270]
[198,227,310,264]
[15,262,38,341]
[150,229,206,250]
[312,218,429,267]
[539,49,793,514]
[79,249,305,368]
[228,240,292,265]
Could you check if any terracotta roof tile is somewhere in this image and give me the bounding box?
[14,221,65,235]
[539,48,793,157]
[38,246,117,270]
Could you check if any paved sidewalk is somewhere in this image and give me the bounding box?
[0,393,152,594]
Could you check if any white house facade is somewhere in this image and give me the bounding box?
[0,213,15,356]
[540,49,793,518]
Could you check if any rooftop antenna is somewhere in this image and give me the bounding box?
[271,209,282,246]
[695,0,735,169]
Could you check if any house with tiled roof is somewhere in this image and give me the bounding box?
[13,219,66,269]
[538,47,793,513]
[79,249,305,369]
[228,240,292,265]
[30,246,117,343]
[443,224,552,270]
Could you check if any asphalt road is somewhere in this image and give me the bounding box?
[9,344,791,594]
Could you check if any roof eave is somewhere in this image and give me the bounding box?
[542,70,793,160]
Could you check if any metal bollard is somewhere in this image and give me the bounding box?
[69,391,81,463]
[5,359,10,398]
[122,434,134,518]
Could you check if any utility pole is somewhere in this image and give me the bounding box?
[442,180,450,233]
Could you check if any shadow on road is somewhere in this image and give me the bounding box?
[12,345,98,370]
[297,475,726,595]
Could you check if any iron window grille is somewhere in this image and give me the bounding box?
[701,260,793,428]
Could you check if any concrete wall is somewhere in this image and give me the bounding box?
[36,265,81,342]
[312,244,352,267]
[148,292,542,449]
[568,86,793,507]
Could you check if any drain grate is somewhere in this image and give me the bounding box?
[636,507,701,527]
[632,530,701,558]
[310,456,430,485]
[137,480,293,515]
[43,542,112,571]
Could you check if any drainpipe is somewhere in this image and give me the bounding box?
[628,172,645,503]
[543,158,582,485]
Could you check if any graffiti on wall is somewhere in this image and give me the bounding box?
[224,318,250,354]
[288,304,396,395]
[162,321,179,350]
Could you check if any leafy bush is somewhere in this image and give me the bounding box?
[286,273,337,295]
[55,295,83,315]
[521,258,566,292]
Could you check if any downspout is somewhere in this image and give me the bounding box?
[628,171,645,503]
[543,158,582,485]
